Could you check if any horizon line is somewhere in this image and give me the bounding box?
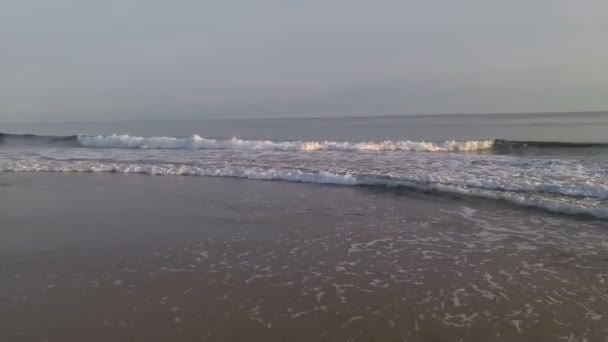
[1,109,607,125]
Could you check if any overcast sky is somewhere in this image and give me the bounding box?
[1,0,608,122]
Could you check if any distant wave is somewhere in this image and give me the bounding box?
[2,132,608,152]
[0,133,494,152]
[77,134,495,152]
[1,159,606,219]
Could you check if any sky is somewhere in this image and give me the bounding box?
[1,0,608,122]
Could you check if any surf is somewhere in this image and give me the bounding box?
[2,158,607,220]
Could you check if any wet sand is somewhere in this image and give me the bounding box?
[1,173,608,341]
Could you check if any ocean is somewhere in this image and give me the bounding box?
[2,112,608,218]
[2,112,608,341]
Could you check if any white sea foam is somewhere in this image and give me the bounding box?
[2,159,607,219]
[77,134,495,152]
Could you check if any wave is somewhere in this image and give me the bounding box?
[1,159,606,219]
[0,133,496,151]
[2,133,493,151]
[0,133,502,152]
[3,132,608,153]
[76,134,495,152]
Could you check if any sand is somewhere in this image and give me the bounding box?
[1,172,608,341]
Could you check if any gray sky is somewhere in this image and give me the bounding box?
[1,0,608,122]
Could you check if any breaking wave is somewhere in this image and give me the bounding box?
[1,159,607,219]
[3,132,608,152]
[76,134,495,152]
[0,133,492,152]
[3,132,608,153]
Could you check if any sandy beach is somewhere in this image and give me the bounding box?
[1,172,607,341]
